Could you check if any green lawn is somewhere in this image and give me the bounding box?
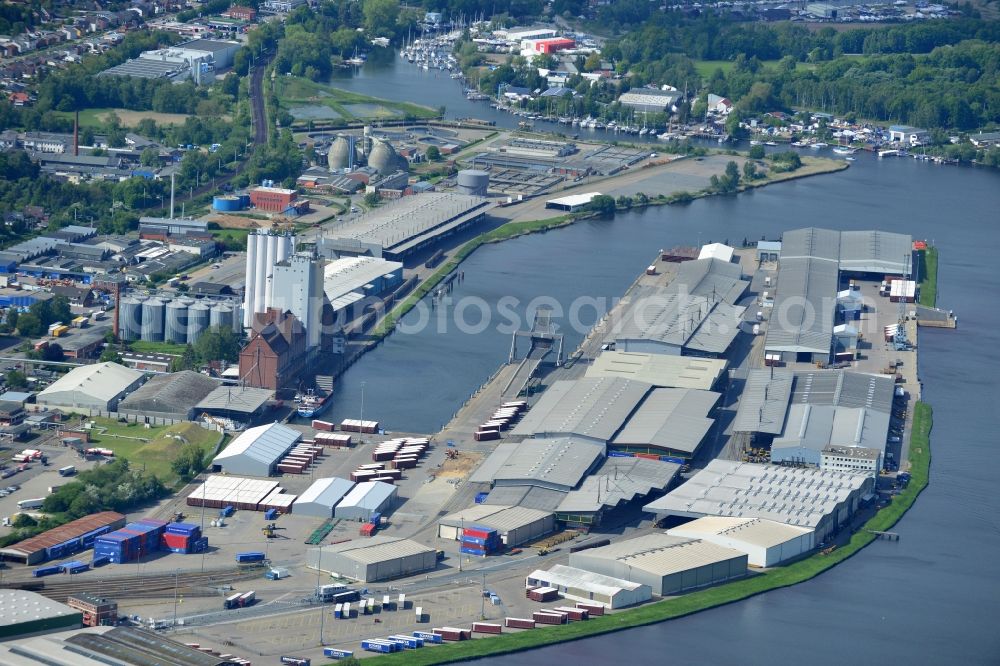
[128,340,188,356]
[273,76,438,122]
[918,247,938,307]
[694,59,783,78]
[360,404,934,666]
[85,418,220,486]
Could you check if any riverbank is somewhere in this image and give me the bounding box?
[919,246,939,307]
[363,402,933,666]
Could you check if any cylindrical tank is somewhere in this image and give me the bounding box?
[212,195,246,212]
[276,233,290,265]
[209,303,234,332]
[118,296,145,341]
[243,231,257,327]
[253,232,267,317]
[265,233,278,307]
[165,299,190,344]
[187,302,210,344]
[457,169,489,196]
[140,298,165,342]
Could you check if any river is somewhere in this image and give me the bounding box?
[324,54,1000,663]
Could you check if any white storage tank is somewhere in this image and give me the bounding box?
[209,303,235,332]
[140,298,165,342]
[187,302,210,343]
[118,296,145,342]
[165,299,190,344]
[457,169,489,196]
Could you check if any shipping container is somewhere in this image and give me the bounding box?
[279,657,310,666]
[361,640,398,654]
[575,602,605,616]
[60,560,89,574]
[358,463,385,471]
[414,605,424,622]
[554,606,588,621]
[236,551,265,563]
[527,587,559,602]
[341,602,351,618]
[91,555,110,567]
[474,430,500,442]
[58,465,76,477]
[433,627,470,641]
[532,612,566,625]
[472,622,502,634]
[387,634,423,649]
[33,564,62,577]
[238,591,256,607]
[414,630,442,643]
[323,648,354,659]
[224,593,243,609]
[312,419,335,432]
[333,603,343,619]
[505,617,535,629]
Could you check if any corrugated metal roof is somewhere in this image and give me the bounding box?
[764,257,839,354]
[791,370,894,413]
[0,512,125,558]
[196,385,273,415]
[667,516,813,549]
[310,535,434,565]
[612,388,719,454]
[510,377,650,441]
[529,564,647,595]
[212,422,300,469]
[733,368,794,434]
[643,460,872,528]
[37,362,144,404]
[586,352,727,390]
[483,485,566,512]
[323,256,402,302]
[295,477,355,507]
[574,533,745,576]
[469,441,521,484]
[780,227,842,262]
[0,590,79,628]
[336,481,396,511]
[839,230,912,275]
[119,371,219,414]
[556,456,679,514]
[671,257,748,305]
[492,437,605,491]
[772,403,890,453]
[65,627,230,666]
[440,505,553,531]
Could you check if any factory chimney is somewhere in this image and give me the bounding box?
[73,110,79,157]
[170,173,175,219]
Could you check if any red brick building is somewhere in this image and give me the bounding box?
[224,5,256,20]
[239,309,307,390]
[249,186,298,213]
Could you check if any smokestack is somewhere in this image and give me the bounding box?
[73,110,79,157]
[170,173,175,219]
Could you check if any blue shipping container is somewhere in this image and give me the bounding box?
[460,546,488,557]
[413,631,443,643]
[323,648,354,659]
[264,509,278,520]
[166,522,200,535]
[474,492,489,504]
[92,555,110,567]
[236,551,265,563]
[33,565,61,577]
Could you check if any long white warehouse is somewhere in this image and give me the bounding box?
[667,517,815,567]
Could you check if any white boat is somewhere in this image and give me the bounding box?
[750,140,762,146]
[845,156,856,161]
[810,142,828,149]
[832,147,856,155]
[791,140,808,147]
[764,141,778,146]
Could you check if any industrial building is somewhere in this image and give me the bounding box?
[210,422,301,477]
[241,230,296,328]
[293,477,355,518]
[248,186,299,213]
[334,480,397,521]
[185,475,282,511]
[321,256,403,318]
[269,254,325,349]
[553,456,680,525]
[617,89,681,113]
[320,193,494,261]
[610,388,720,459]
[544,192,601,212]
[306,536,436,582]
[117,294,241,344]
[239,309,309,391]
[0,512,126,565]
[733,368,795,435]
[586,352,727,390]
[195,385,273,426]
[568,533,748,596]
[607,285,746,357]
[117,371,220,422]
[526,564,652,609]
[99,39,239,84]
[0,591,82,640]
[765,228,913,363]
[643,460,874,542]
[485,437,606,492]
[671,256,749,304]
[667,517,815,567]
[510,377,650,443]
[36,362,145,413]
[438,505,555,546]
[0,626,240,665]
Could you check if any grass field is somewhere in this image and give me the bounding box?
[128,340,188,356]
[86,418,220,486]
[918,247,938,307]
[364,403,934,665]
[273,76,438,122]
[211,227,253,246]
[54,108,194,128]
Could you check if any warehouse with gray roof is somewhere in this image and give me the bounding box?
[643,459,873,542]
[334,480,397,521]
[36,362,146,413]
[438,505,555,546]
[118,371,220,422]
[293,477,355,518]
[568,533,747,596]
[210,422,301,477]
[586,352,727,390]
[555,456,680,524]
[611,388,720,459]
[670,257,749,305]
[306,536,436,582]
[486,437,606,492]
[526,564,652,609]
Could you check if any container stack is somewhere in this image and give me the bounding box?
[476,401,526,441]
[315,432,352,448]
[94,519,167,564]
[525,586,559,602]
[341,419,379,434]
[162,522,203,554]
[460,525,501,557]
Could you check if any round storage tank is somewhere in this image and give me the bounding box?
[457,169,489,196]
[209,303,234,332]
[368,138,398,174]
[213,195,246,212]
[140,298,165,342]
[164,299,190,344]
[118,296,145,342]
[187,303,210,344]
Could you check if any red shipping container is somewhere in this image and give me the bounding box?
[575,602,605,616]
[532,612,566,625]
[312,420,334,431]
[505,617,535,629]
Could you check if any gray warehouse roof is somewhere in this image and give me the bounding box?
[212,422,300,471]
[609,287,746,355]
[294,477,355,514]
[733,368,794,434]
[643,459,872,529]
[0,589,80,629]
[764,256,839,355]
[37,362,144,405]
[571,532,745,577]
[309,535,434,565]
[482,485,567,512]
[670,258,749,305]
[511,377,651,442]
[791,370,895,413]
[586,352,727,390]
[772,404,890,454]
[196,385,273,416]
[556,456,680,515]
[336,481,396,513]
[98,59,189,79]
[838,230,913,275]
[440,505,553,531]
[490,437,606,492]
[612,388,720,455]
[118,371,219,415]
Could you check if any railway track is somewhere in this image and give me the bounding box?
[1,567,264,602]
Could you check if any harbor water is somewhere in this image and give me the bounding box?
[325,55,1000,662]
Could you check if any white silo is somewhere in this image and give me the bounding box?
[264,232,278,309]
[253,231,267,320]
[140,298,166,342]
[165,299,190,344]
[243,230,258,327]
[187,302,210,344]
